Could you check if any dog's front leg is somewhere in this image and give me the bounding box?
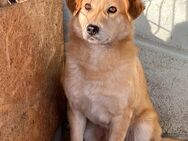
[68,105,86,141]
[109,108,133,141]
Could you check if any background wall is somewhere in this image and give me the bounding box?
[135,0,188,139]
[63,0,188,140]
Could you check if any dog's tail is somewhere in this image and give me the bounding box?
[161,138,185,141]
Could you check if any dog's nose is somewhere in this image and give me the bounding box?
[87,24,99,36]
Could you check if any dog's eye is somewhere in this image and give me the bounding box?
[85,3,92,11]
[107,6,117,14]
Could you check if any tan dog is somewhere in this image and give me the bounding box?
[62,0,182,141]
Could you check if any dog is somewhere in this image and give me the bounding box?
[62,0,183,141]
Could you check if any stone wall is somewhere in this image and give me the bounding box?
[0,0,63,140]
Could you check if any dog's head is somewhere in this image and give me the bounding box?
[67,0,145,44]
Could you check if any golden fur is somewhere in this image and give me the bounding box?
[62,0,183,141]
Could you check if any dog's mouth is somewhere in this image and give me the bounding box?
[81,25,112,45]
[88,36,100,43]
[86,36,111,45]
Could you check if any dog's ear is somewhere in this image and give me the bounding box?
[67,0,82,15]
[128,0,145,20]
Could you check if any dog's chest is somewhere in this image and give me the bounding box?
[66,67,131,127]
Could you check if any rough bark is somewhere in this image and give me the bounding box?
[0,0,63,140]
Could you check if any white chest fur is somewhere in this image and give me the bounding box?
[64,61,133,127]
